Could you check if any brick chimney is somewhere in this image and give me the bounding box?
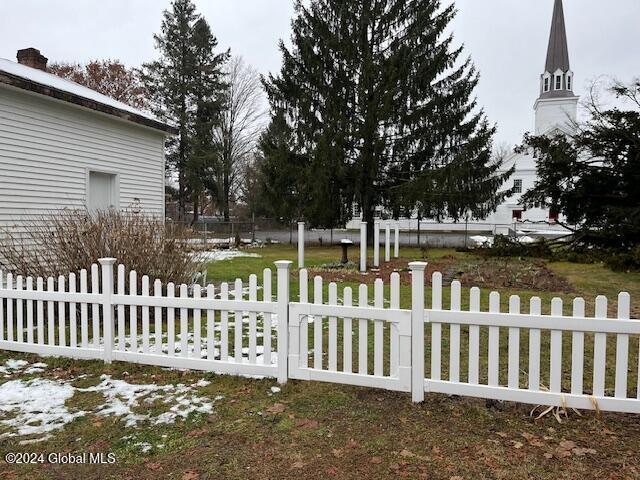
[16,48,48,71]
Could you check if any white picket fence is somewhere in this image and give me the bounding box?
[0,258,639,414]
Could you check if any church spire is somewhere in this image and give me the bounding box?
[539,0,574,99]
[545,0,570,73]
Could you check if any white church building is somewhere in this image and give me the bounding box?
[347,0,578,235]
[483,0,578,228]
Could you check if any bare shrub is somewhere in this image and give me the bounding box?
[0,209,203,285]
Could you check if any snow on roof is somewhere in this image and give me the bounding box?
[0,57,173,132]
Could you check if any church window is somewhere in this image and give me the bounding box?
[567,76,572,90]
[352,204,361,217]
[513,179,523,194]
[549,208,559,222]
[544,77,550,92]
[512,210,523,221]
[555,75,562,90]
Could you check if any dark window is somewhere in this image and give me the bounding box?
[512,210,523,221]
[544,77,550,92]
[567,76,572,90]
[549,209,559,222]
[555,75,562,90]
[513,179,523,194]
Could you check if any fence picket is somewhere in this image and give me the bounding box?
[450,281,461,382]
[6,274,14,342]
[220,282,229,361]
[68,274,76,348]
[234,279,243,363]
[374,279,384,376]
[550,298,563,392]
[26,277,34,344]
[80,270,88,348]
[329,283,338,371]
[593,296,608,397]
[343,287,353,374]
[130,271,138,352]
[248,275,258,364]
[615,293,631,398]
[390,273,400,377]
[154,279,163,354]
[431,272,443,381]
[314,276,323,370]
[142,276,150,354]
[529,297,541,391]
[358,284,368,375]
[468,287,480,384]
[508,295,520,389]
[299,269,309,368]
[36,277,44,345]
[0,271,3,341]
[117,265,125,350]
[263,268,272,364]
[167,283,175,356]
[180,284,188,358]
[206,284,215,360]
[46,276,54,345]
[488,292,500,386]
[91,264,100,348]
[16,276,23,343]
[193,284,202,359]
[571,298,585,395]
[57,276,66,346]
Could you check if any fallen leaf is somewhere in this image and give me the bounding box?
[145,462,162,471]
[332,449,343,458]
[559,440,577,450]
[346,439,358,449]
[543,453,554,459]
[181,470,199,480]
[496,432,508,438]
[326,467,338,477]
[512,441,524,449]
[400,449,415,458]
[295,418,319,429]
[267,403,286,414]
[371,457,383,464]
[291,462,305,469]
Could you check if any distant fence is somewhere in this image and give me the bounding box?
[0,260,638,413]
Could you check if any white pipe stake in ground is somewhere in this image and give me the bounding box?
[385,222,391,262]
[297,222,304,269]
[373,220,380,267]
[360,221,367,272]
[394,223,400,258]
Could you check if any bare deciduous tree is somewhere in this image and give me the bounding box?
[208,56,265,221]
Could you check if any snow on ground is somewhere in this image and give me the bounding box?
[193,250,262,262]
[0,360,222,442]
[0,359,48,376]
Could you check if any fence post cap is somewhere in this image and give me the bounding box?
[361,220,367,225]
[298,221,305,225]
[98,258,117,265]
[408,261,428,271]
[274,260,293,269]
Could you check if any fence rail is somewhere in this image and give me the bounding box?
[0,259,639,414]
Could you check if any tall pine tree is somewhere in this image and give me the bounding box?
[264,0,511,233]
[143,0,227,220]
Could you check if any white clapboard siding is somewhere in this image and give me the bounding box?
[0,86,165,241]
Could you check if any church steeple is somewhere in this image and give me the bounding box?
[534,0,579,135]
[539,0,574,99]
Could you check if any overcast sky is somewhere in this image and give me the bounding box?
[1,0,638,147]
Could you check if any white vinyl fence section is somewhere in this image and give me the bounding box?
[0,258,639,414]
[288,269,411,392]
[408,265,640,414]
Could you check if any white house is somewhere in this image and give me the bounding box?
[0,48,175,238]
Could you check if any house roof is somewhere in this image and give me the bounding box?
[0,58,177,135]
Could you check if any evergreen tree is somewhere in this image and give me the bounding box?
[264,0,510,233]
[143,0,227,220]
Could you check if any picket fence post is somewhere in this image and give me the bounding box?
[275,260,292,384]
[373,220,380,267]
[98,258,116,364]
[409,262,427,403]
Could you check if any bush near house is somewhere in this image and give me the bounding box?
[0,209,202,284]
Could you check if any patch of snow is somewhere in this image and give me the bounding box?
[270,386,281,394]
[469,235,494,247]
[0,379,83,439]
[518,235,536,244]
[193,250,262,262]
